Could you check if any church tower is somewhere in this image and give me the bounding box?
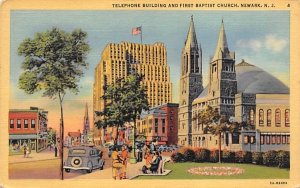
[208,20,237,117]
[83,103,90,135]
[178,16,203,146]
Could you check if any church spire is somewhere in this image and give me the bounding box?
[184,15,199,50]
[83,102,90,135]
[212,19,231,61]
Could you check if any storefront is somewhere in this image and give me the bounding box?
[9,134,37,155]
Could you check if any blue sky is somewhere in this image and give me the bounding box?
[10,10,290,133]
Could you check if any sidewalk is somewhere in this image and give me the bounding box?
[9,149,58,164]
[71,156,171,180]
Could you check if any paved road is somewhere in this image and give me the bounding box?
[9,146,172,179]
[9,147,112,179]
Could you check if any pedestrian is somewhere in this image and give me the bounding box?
[121,145,129,179]
[150,151,161,174]
[54,145,58,157]
[23,146,27,158]
[111,146,125,180]
[142,151,152,174]
[25,146,30,158]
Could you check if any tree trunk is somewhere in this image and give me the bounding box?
[218,132,221,163]
[114,125,120,145]
[59,95,64,180]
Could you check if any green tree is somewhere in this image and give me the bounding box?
[123,73,149,163]
[47,127,57,147]
[95,73,149,163]
[194,106,241,163]
[18,27,90,180]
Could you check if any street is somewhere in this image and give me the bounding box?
[9,147,113,179]
[9,146,172,179]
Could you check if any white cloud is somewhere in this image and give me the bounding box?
[265,34,288,53]
[236,34,288,54]
[236,39,262,52]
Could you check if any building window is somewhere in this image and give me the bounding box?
[154,118,158,133]
[17,119,21,129]
[260,135,265,145]
[277,135,281,144]
[162,119,165,133]
[10,119,14,129]
[250,136,255,144]
[24,119,28,129]
[259,109,264,126]
[250,109,254,125]
[272,135,276,144]
[31,119,36,129]
[244,136,248,144]
[287,135,290,144]
[267,109,272,126]
[285,109,290,127]
[275,109,281,127]
[282,136,286,144]
[266,135,270,144]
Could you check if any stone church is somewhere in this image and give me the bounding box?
[178,17,290,152]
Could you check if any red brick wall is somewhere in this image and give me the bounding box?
[9,111,39,134]
[160,105,178,145]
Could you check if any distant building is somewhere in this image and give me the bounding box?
[137,103,179,145]
[93,41,173,145]
[65,130,81,147]
[9,107,48,155]
[81,103,90,144]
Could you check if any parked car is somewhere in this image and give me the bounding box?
[63,146,105,173]
[158,145,168,152]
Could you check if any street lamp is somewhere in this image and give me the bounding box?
[129,125,137,163]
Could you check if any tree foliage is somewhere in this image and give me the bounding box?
[95,73,149,142]
[17,27,90,180]
[47,127,57,146]
[193,106,250,163]
[18,27,90,99]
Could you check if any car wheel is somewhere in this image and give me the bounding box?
[86,162,93,173]
[65,169,70,173]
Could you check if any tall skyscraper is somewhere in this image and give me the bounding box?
[178,16,203,146]
[93,42,172,145]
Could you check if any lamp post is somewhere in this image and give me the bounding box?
[129,124,137,163]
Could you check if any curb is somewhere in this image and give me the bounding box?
[130,169,172,179]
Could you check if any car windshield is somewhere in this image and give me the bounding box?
[70,149,86,154]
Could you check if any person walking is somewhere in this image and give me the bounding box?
[111,146,125,180]
[23,146,27,158]
[121,145,129,179]
[54,145,58,157]
[25,146,30,158]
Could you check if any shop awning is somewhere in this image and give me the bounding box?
[9,134,37,139]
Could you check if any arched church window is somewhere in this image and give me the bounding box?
[285,109,290,127]
[275,108,281,127]
[259,109,264,126]
[267,109,272,126]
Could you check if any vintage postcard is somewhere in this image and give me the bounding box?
[0,0,299,187]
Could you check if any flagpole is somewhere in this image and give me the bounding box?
[140,25,143,44]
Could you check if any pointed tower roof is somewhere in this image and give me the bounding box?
[184,15,199,50]
[83,102,90,134]
[212,19,231,61]
[84,102,89,118]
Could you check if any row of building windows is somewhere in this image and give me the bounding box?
[244,135,290,145]
[10,119,36,129]
[250,109,290,127]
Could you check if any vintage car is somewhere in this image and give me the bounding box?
[63,146,105,173]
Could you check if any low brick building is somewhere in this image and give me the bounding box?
[9,107,48,155]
